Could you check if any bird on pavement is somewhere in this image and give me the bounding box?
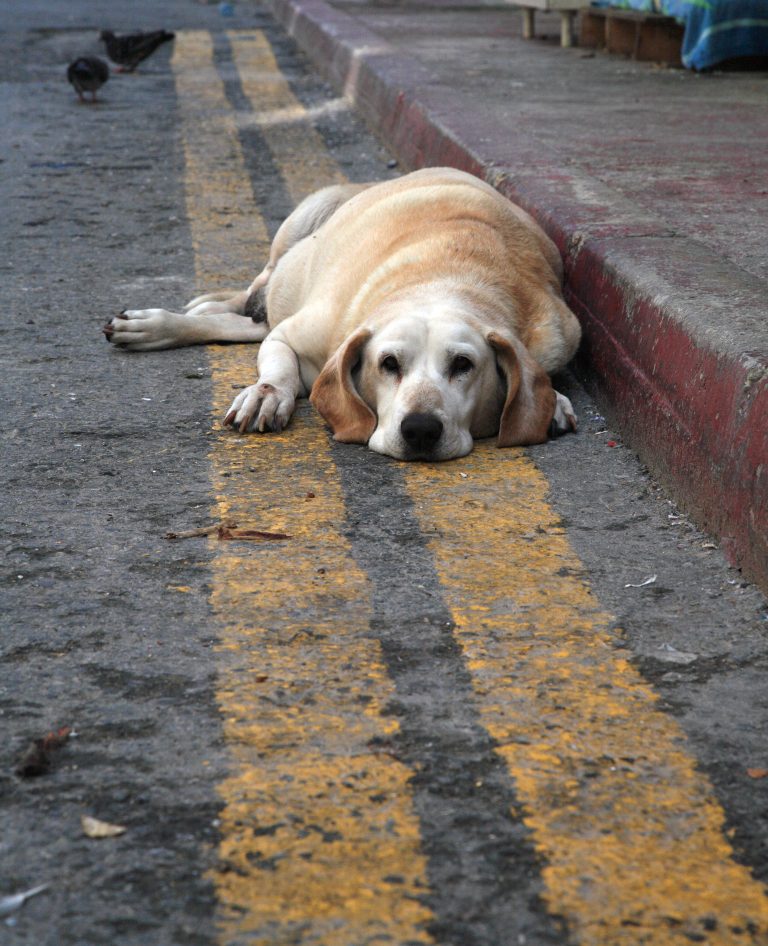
[99,29,175,73]
[66,56,110,103]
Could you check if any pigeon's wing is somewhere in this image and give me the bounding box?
[123,30,175,67]
[86,56,109,83]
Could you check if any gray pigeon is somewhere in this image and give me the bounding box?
[99,29,175,73]
[67,56,110,103]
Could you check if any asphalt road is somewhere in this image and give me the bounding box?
[2,2,768,945]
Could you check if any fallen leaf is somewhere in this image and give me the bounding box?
[746,768,768,779]
[81,815,126,839]
[165,520,237,540]
[217,527,291,541]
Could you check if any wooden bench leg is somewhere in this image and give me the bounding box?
[522,7,535,40]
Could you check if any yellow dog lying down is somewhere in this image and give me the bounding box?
[105,168,581,461]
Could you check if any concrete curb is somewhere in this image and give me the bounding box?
[269,0,768,591]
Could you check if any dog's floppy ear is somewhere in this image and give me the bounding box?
[310,327,377,443]
[487,331,556,446]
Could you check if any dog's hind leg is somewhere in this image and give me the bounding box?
[184,289,247,312]
[103,307,269,351]
[184,289,250,318]
[184,183,373,323]
[268,182,373,257]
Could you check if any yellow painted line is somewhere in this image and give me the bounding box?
[227,29,347,203]
[176,24,768,945]
[403,446,768,944]
[172,31,433,944]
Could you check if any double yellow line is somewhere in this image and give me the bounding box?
[171,30,768,945]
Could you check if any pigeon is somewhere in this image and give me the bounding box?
[99,29,175,73]
[66,56,109,103]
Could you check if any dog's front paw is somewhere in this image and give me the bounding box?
[549,391,577,438]
[223,382,295,434]
[103,309,189,351]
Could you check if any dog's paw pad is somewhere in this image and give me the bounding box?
[224,382,295,434]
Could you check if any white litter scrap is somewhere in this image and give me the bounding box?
[624,574,657,588]
[655,642,698,666]
[81,815,126,839]
[0,884,49,919]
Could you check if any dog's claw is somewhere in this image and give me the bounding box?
[223,410,237,428]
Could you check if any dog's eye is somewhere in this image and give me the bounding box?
[380,355,400,375]
[450,355,473,377]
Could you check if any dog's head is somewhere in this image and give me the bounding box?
[309,296,556,461]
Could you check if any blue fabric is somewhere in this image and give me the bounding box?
[589,0,768,69]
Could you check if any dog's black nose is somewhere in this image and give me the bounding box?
[400,412,444,453]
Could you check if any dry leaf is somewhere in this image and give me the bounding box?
[217,526,291,541]
[746,768,768,779]
[81,815,126,839]
[165,520,237,540]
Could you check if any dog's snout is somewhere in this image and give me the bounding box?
[400,412,444,453]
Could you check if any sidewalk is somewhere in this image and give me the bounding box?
[267,0,768,591]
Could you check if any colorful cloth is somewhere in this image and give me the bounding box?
[590,0,768,69]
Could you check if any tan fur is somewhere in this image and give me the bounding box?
[225,168,581,459]
[111,168,581,459]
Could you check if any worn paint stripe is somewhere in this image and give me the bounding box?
[227,29,347,203]
[172,30,434,944]
[176,25,768,945]
[402,446,768,944]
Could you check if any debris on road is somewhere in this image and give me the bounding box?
[624,575,657,588]
[655,643,698,666]
[165,521,237,540]
[0,884,50,919]
[81,815,126,839]
[217,526,291,541]
[747,768,768,779]
[165,522,291,541]
[15,726,71,778]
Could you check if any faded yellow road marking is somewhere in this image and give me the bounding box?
[175,24,768,945]
[172,31,433,944]
[403,446,768,944]
[227,30,346,203]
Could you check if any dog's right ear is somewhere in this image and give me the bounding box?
[310,327,377,443]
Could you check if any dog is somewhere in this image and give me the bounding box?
[104,167,581,460]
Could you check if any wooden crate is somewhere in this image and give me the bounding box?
[579,7,684,65]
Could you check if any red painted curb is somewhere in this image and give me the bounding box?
[269,0,768,592]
